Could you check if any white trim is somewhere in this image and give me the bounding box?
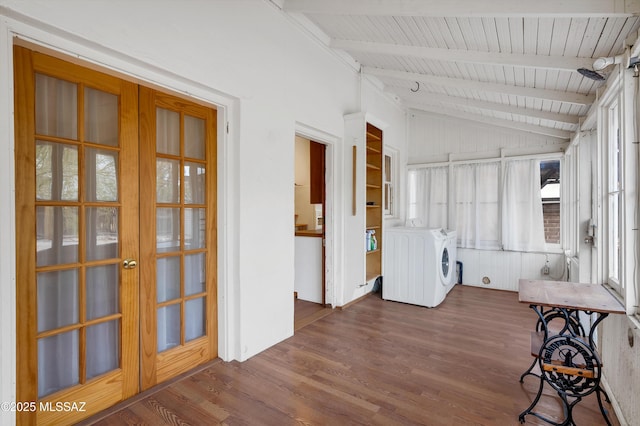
[332,39,593,73]
[0,15,17,425]
[383,146,399,219]
[408,151,564,169]
[365,66,595,107]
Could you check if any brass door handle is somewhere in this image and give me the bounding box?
[123,259,137,269]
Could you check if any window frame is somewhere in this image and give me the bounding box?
[383,147,398,218]
[605,97,623,295]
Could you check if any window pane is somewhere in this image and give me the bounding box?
[156,108,180,155]
[184,162,205,204]
[185,208,205,249]
[36,141,78,201]
[85,87,118,146]
[35,74,78,140]
[85,207,119,261]
[185,297,206,342]
[86,264,119,320]
[384,155,391,183]
[157,304,181,352]
[157,158,181,204]
[185,253,205,295]
[540,160,561,244]
[608,194,620,281]
[36,206,79,267]
[37,269,79,333]
[157,208,181,253]
[38,330,79,398]
[157,256,181,303]
[184,115,205,160]
[86,320,120,379]
[85,148,118,202]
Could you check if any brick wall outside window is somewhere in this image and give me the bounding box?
[543,202,560,244]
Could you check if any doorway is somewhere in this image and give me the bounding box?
[14,46,218,425]
[293,136,331,329]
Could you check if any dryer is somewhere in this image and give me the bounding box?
[383,227,457,308]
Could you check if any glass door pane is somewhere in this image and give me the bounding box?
[155,109,207,354]
[34,75,123,397]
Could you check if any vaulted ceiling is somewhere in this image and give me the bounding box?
[278,0,640,140]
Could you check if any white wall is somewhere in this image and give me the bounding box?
[0,0,409,414]
[458,249,565,291]
[409,110,568,163]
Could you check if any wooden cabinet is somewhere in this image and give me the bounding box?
[365,123,383,282]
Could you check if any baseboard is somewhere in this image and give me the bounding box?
[600,376,629,426]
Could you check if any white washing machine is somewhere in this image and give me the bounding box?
[383,227,457,308]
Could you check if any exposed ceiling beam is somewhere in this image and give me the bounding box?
[283,0,640,17]
[363,66,595,106]
[331,40,594,73]
[406,102,572,139]
[387,88,581,126]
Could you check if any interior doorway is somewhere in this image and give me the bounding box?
[293,136,331,329]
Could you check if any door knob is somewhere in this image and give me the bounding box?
[123,259,137,269]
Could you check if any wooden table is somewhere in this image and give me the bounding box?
[517,279,625,426]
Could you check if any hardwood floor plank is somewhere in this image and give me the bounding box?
[86,285,619,426]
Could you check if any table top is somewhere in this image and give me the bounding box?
[518,279,626,314]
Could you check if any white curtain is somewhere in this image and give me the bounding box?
[453,163,500,249]
[501,159,546,251]
[408,167,448,228]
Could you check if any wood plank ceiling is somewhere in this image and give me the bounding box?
[278,0,640,140]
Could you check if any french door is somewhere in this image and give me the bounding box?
[14,46,217,425]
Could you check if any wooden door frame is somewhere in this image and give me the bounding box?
[13,45,141,425]
[139,86,218,390]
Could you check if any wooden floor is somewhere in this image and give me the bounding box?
[84,285,619,425]
[294,298,333,331]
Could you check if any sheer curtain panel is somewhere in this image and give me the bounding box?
[453,163,500,249]
[501,159,545,251]
[408,167,448,228]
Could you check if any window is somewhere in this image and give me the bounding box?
[383,153,394,216]
[540,160,561,245]
[606,99,623,294]
[408,157,561,252]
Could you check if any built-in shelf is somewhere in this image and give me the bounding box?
[365,122,383,283]
[366,130,382,142]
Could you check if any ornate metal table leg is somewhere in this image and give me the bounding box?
[536,335,602,425]
[519,373,545,423]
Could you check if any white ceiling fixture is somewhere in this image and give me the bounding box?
[280,0,640,139]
